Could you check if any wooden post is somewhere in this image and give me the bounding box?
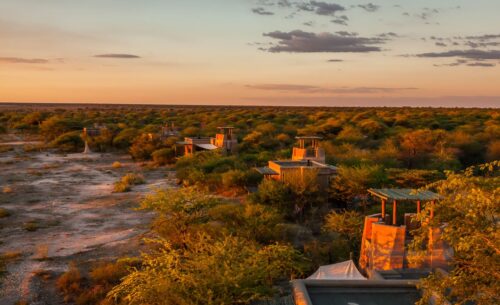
[393,200,397,225]
[430,200,435,219]
[417,200,421,214]
[381,199,386,221]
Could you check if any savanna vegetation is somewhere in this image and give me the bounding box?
[1,105,498,305]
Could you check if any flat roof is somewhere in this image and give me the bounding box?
[292,280,420,305]
[368,188,441,201]
[296,136,322,140]
[255,167,278,175]
[272,160,336,170]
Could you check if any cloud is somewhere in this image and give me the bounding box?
[252,7,274,15]
[358,3,380,12]
[247,84,320,91]
[94,53,141,59]
[246,83,418,94]
[416,49,500,60]
[331,15,349,26]
[261,30,387,53]
[0,57,49,64]
[297,1,345,16]
[467,62,495,67]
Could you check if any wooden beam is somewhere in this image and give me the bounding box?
[417,200,421,214]
[430,200,435,219]
[393,200,397,225]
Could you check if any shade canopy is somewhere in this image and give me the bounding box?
[307,260,366,280]
[368,188,441,201]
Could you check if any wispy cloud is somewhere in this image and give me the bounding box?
[416,49,500,60]
[296,1,345,16]
[252,7,274,15]
[357,3,380,12]
[0,57,49,64]
[94,53,141,59]
[247,83,418,94]
[261,30,388,53]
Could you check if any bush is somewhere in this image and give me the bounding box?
[152,148,176,166]
[111,161,122,169]
[23,220,39,232]
[129,134,158,161]
[50,131,84,152]
[0,208,10,218]
[221,169,246,188]
[56,264,83,302]
[122,173,145,185]
[113,173,145,193]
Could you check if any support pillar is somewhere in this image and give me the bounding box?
[430,200,435,219]
[417,200,421,214]
[393,200,397,225]
[381,199,386,221]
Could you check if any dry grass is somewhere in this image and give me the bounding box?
[2,185,13,193]
[1,251,22,275]
[23,220,39,232]
[33,269,53,281]
[56,263,83,302]
[113,173,145,193]
[0,146,13,153]
[33,244,49,260]
[0,208,10,218]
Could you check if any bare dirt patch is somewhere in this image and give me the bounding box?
[0,147,176,304]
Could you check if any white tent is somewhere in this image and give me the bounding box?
[307,260,366,280]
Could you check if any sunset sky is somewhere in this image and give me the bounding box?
[1,0,499,107]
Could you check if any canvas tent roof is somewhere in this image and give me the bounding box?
[368,188,441,201]
[307,260,366,280]
[195,143,218,150]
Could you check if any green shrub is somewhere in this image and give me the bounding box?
[50,131,84,152]
[221,169,246,188]
[152,148,176,166]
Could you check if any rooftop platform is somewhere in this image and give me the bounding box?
[272,160,336,169]
[368,188,441,201]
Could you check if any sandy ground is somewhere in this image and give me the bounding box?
[0,143,176,304]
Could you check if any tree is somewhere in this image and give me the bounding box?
[129,134,159,161]
[331,165,387,207]
[107,234,307,305]
[323,210,364,259]
[50,131,84,152]
[152,148,176,165]
[411,161,500,305]
[251,179,293,213]
[399,129,435,168]
[140,187,219,246]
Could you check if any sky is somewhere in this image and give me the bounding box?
[1,0,499,107]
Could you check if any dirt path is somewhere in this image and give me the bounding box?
[0,149,176,304]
